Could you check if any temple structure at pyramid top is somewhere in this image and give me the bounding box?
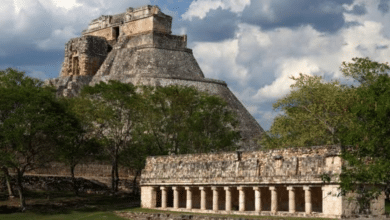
[46,5,265,150]
[82,5,174,40]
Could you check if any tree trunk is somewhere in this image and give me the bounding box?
[115,162,119,192]
[16,170,26,210]
[2,167,15,199]
[111,159,117,192]
[70,165,78,196]
[132,170,141,196]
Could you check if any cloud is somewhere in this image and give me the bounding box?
[193,39,249,88]
[178,8,238,42]
[345,4,367,15]
[378,0,390,14]
[240,0,354,33]
[28,70,49,80]
[181,0,249,20]
[191,1,390,132]
[0,0,149,67]
[37,26,78,50]
[253,59,319,100]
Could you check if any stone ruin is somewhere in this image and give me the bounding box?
[40,6,388,219]
[45,5,264,151]
[140,145,387,219]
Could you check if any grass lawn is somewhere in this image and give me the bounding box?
[0,211,125,220]
[0,190,138,220]
[0,190,342,220]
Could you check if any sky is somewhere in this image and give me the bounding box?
[1,0,390,131]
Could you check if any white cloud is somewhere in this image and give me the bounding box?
[253,58,319,100]
[28,70,48,80]
[193,39,249,86]
[257,110,282,131]
[51,0,81,10]
[0,0,149,54]
[182,0,250,20]
[37,26,78,50]
[190,0,390,131]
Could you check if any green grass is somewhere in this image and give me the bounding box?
[0,190,138,220]
[386,200,390,214]
[0,191,338,220]
[0,211,125,220]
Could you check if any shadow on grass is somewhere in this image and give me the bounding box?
[0,190,140,216]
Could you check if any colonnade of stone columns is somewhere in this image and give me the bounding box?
[158,185,319,214]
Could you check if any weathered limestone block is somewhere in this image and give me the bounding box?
[141,186,155,208]
[141,145,342,185]
[322,185,343,217]
[60,36,108,77]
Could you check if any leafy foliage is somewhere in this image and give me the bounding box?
[0,68,79,208]
[260,73,356,148]
[138,85,240,155]
[80,81,141,192]
[262,57,390,213]
[339,73,390,212]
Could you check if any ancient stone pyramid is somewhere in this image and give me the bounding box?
[46,5,264,150]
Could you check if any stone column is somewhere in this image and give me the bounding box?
[304,186,312,214]
[200,186,206,210]
[224,187,232,212]
[150,187,157,208]
[287,186,295,213]
[270,186,277,214]
[212,186,219,211]
[321,186,326,215]
[253,187,261,212]
[238,186,245,212]
[185,187,192,210]
[160,186,167,208]
[173,186,179,209]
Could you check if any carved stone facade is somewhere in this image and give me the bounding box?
[60,36,108,77]
[45,5,264,150]
[140,145,386,219]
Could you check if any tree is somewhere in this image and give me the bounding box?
[260,73,356,148]
[80,80,141,192]
[55,97,102,195]
[341,57,390,87]
[338,58,390,213]
[262,57,390,213]
[139,85,240,155]
[0,166,14,199]
[0,68,79,209]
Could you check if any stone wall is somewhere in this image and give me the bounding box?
[82,5,172,39]
[341,191,386,216]
[0,175,136,193]
[3,162,137,192]
[85,27,115,41]
[21,162,135,179]
[141,145,342,185]
[121,16,154,36]
[60,36,108,77]
[119,31,187,49]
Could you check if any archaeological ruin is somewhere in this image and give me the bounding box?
[45,5,264,150]
[35,5,387,219]
[140,145,386,219]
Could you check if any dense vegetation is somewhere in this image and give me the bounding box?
[0,69,240,209]
[260,57,390,213]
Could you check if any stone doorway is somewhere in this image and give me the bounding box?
[72,56,80,75]
[113,26,120,40]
